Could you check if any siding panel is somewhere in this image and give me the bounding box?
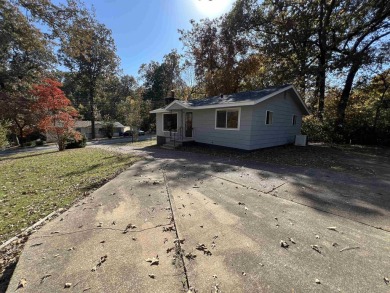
[249,91,303,149]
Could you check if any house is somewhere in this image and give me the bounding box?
[150,84,310,150]
[74,121,126,139]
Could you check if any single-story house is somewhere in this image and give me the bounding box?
[74,121,126,139]
[150,84,310,150]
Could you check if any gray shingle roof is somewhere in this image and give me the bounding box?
[184,84,291,107]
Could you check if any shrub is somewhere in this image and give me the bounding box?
[301,115,343,143]
[65,132,87,149]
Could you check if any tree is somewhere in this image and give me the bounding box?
[0,120,10,148]
[0,92,38,144]
[0,0,54,93]
[331,0,390,133]
[139,50,184,108]
[31,78,80,151]
[123,90,144,142]
[59,11,119,139]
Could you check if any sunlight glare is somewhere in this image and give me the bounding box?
[193,0,235,18]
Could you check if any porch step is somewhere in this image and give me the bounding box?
[161,141,182,149]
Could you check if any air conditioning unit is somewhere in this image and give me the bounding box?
[295,135,307,146]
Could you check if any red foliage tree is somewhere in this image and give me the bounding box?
[31,78,81,151]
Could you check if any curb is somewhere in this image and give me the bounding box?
[0,208,64,251]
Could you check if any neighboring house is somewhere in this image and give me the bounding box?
[150,84,310,150]
[74,121,126,139]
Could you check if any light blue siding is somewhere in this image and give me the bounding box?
[155,89,305,150]
[249,91,303,149]
[192,107,253,150]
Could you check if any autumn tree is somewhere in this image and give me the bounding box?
[139,50,184,108]
[31,78,80,151]
[123,90,144,141]
[59,10,119,139]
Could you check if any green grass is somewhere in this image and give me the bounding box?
[0,148,140,243]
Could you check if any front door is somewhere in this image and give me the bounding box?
[185,112,193,138]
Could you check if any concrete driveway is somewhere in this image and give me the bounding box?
[6,147,390,292]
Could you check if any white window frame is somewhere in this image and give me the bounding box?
[265,110,273,125]
[292,114,297,125]
[162,113,178,133]
[215,108,241,130]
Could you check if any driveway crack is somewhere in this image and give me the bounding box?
[162,167,191,292]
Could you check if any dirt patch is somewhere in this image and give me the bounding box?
[181,143,390,177]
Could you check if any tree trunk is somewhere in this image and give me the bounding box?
[89,87,95,139]
[317,0,327,121]
[335,63,360,134]
[373,85,389,132]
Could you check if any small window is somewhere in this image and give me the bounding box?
[292,115,297,125]
[265,111,273,125]
[215,108,240,129]
[163,113,178,132]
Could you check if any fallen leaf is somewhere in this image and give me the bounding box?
[123,223,136,233]
[288,238,296,244]
[311,245,322,254]
[339,246,359,252]
[280,240,289,248]
[40,274,52,284]
[17,278,27,289]
[327,227,338,231]
[315,279,321,284]
[145,257,159,266]
[64,283,72,288]
[185,252,197,260]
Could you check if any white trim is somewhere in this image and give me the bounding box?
[214,107,241,131]
[162,112,178,133]
[265,110,273,125]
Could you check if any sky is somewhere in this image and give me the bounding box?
[78,0,236,77]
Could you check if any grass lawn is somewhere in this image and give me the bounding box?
[0,148,140,243]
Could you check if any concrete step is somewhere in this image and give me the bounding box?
[165,141,182,147]
[161,145,175,150]
[161,141,182,150]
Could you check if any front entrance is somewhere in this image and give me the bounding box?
[185,112,193,138]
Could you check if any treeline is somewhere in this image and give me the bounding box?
[179,0,390,144]
[1,0,389,147]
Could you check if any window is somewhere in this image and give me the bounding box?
[215,108,240,129]
[265,111,273,125]
[292,115,297,125]
[163,113,178,132]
